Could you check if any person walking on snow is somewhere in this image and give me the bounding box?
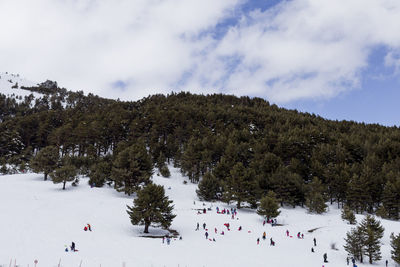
[205,232,209,239]
[71,242,76,252]
[203,223,206,230]
[286,230,289,236]
[196,222,199,231]
[87,223,91,231]
[263,232,266,240]
[257,238,260,245]
[314,237,316,246]
[263,220,266,226]
[323,253,328,263]
[215,227,217,234]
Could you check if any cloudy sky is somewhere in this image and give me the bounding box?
[1,0,400,126]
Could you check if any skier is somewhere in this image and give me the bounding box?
[203,223,206,230]
[87,224,92,231]
[270,238,274,246]
[323,253,328,263]
[311,247,314,253]
[238,226,242,231]
[286,230,289,237]
[297,232,301,238]
[386,260,388,267]
[84,226,88,231]
[205,232,209,239]
[196,222,199,231]
[262,232,266,240]
[314,237,316,246]
[257,238,260,245]
[71,242,76,252]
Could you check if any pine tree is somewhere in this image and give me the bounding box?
[257,191,281,220]
[382,180,400,220]
[391,232,400,264]
[159,165,171,178]
[342,205,357,225]
[112,142,153,195]
[196,172,221,201]
[359,215,385,264]
[223,162,258,209]
[30,146,59,180]
[305,177,327,214]
[88,160,111,187]
[344,227,365,263]
[50,164,78,190]
[126,183,176,233]
[346,174,372,213]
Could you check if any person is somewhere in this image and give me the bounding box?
[263,220,266,226]
[65,246,69,252]
[167,237,170,245]
[257,238,260,245]
[323,253,328,263]
[203,223,206,230]
[314,237,316,246]
[238,226,242,231]
[162,236,165,243]
[179,236,182,240]
[205,232,209,239]
[221,231,224,235]
[286,230,289,236]
[262,232,266,240]
[346,257,349,265]
[196,222,199,231]
[87,224,92,231]
[203,208,206,214]
[84,226,88,231]
[311,247,314,253]
[386,259,388,267]
[351,257,355,266]
[213,238,216,241]
[270,238,274,246]
[215,227,217,233]
[71,242,76,252]
[301,233,304,239]
[297,232,301,238]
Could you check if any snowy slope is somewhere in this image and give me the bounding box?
[0,167,398,267]
[0,72,40,100]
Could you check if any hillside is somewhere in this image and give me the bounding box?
[0,168,398,267]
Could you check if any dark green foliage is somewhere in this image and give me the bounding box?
[112,142,153,195]
[257,191,280,220]
[382,178,400,220]
[391,232,400,264]
[88,160,112,187]
[159,165,171,178]
[269,167,304,207]
[223,162,258,208]
[30,146,59,180]
[359,215,384,264]
[50,163,78,190]
[305,177,327,214]
[342,205,357,225]
[344,227,365,263]
[126,183,176,233]
[196,172,221,201]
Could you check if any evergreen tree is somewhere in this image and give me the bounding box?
[344,227,365,263]
[223,162,258,208]
[346,174,372,213]
[50,164,78,190]
[88,160,111,187]
[126,183,176,233]
[382,180,400,220]
[359,215,385,264]
[305,177,327,214]
[112,142,153,195]
[391,232,400,264]
[342,205,357,225]
[30,146,59,180]
[159,165,171,178]
[196,172,221,201]
[257,191,281,220]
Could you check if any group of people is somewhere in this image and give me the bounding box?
[64,223,93,252]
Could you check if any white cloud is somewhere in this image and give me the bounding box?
[1,0,400,102]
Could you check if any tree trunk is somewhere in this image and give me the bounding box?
[44,173,48,181]
[63,181,66,190]
[144,223,150,233]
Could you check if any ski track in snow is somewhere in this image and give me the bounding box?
[0,166,398,267]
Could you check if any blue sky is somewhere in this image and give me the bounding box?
[1,0,400,126]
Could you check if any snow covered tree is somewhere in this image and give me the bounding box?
[342,205,357,224]
[257,191,280,220]
[50,164,78,190]
[196,172,221,201]
[112,142,153,195]
[127,183,175,233]
[359,215,385,264]
[391,232,400,264]
[30,146,59,181]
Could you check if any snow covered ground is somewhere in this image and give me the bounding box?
[0,72,39,100]
[0,166,398,267]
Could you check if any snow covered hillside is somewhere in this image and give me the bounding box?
[0,167,398,267]
[0,72,39,99]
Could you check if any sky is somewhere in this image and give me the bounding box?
[1,0,400,126]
